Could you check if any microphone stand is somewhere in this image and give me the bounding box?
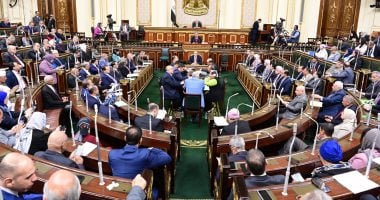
[75,76,79,101]
[276,88,284,130]
[225,93,239,119]
[282,123,297,196]
[359,75,366,99]
[93,104,105,185]
[161,86,165,111]
[69,101,75,146]
[108,104,112,124]
[17,97,25,124]
[85,92,89,112]
[235,103,254,135]
[303,112,319,155]
[127,94,131,126]
[350,104,365,141]
[366,81,377,126]
[311,79,321,109]
[365,113,380,178]
[127,90,137,111]
[147,98,152,134]
[251,88,259,115]
[255,130,274,149]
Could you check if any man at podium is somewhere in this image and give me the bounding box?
[189,51,202,65]
[191,32,202,44]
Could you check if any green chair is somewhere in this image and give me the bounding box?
[183,93,202,127]
[160,48,170,69]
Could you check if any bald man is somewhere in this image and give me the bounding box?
[35,129,84,169]
[0,152,42,199]
[279,86,308,120]
[43,170,81,200]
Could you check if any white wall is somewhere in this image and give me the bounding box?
[2,0,38,25]
[357,0,380,35]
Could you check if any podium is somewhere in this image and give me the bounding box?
[182,44,211,64]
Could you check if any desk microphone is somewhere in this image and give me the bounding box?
[255,130,274,149]
[160,86,165,111]
[225,93,239,119]
[282,123,297,196]
[69,101,75,146]
[365,113,380,178]
[303,112,319,155]
[147,98,152,134]
[93,104,105,185]
[127,90,137,111]
[275,88,284,130]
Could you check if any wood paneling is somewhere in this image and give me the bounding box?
[37,0,77,33]
[318,0,361,38]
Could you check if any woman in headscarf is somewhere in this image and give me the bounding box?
[342,48,353,62]
[39,53,62,83]
[13,112,50,154]
[349,128,380,169]
[332,108,357,139]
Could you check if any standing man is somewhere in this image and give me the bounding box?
[160,65,182,109]
[47,14,56,31]
[32,11,41,25]
[106,14,115,30]
[251,19,261,45]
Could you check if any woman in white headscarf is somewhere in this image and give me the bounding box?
[349,128,380,169]
[13,112,50,154]
[332,108,357,139]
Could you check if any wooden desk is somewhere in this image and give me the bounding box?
[144,27,250,44]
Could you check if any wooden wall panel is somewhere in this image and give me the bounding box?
[37,0,77,33]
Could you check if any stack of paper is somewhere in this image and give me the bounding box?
[333,171,379,194]
[114,101,128,107]
[214,116,229,126]
[310,100,323,107]
[77,142,97,156]
[156,110,167,120]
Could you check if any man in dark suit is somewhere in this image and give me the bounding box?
[24,21,37,35]
[245,149,285,187]
[160,65,182,109]
[228,135,248,162]
[0,152,42,200]
[108,126,172,179]
[6,62,26,91]
[365,41,380,58]
[188,51,202,65]
[221,108,251,135]
[134,103,164,132]
[251,19,261,45]
[126,53,137,73]
[41,75,69,109]
[274,66,292,96]
[35,129,84,169]
[279,86,308,120]
[312,81,346,122]
[27,43,44,62]
[86,86,102,109]
[192,19,202,28]
[363,71,380,99]
[101,66,118,89]
[325,95,357,125]
[2,45,25,69]
[0,18,11,28]
[190,32,202,44]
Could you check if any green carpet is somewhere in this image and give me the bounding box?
[137,71,252,199]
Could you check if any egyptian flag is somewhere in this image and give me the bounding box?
[171,0,179,27]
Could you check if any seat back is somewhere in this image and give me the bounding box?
[90,27,94,38]
[162,48,169,57]
[183,94,201,110]
[221,54,229,64]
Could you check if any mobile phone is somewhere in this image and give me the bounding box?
[257,190,272,200]
[291,172,305,182]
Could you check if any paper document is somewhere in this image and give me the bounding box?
[214,116,229,126]
[78,142,97,156]
[156,110,167,120]
[127,74,139,78]
[114,101,128,107]
[310,100,323,107]
[333,171,379,194]
[372,157,380,165]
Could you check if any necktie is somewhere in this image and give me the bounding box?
[13,55,24,67]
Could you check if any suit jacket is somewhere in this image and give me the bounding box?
[221,120,251,135]
[228,151,248,162]
[305,77,323,95]
[331,67,355,85]
[34,150,83,169]
[318,89,345,119]
[41,85,67,109]
[134,114,164,132]
[252,21,259,32]
[79,68,90,80]
[0,106,19,130]
[100,72,117,89]
[5,71,19,89]
[87,95,101,109]
[67,74,76,89]
[245,174,285,188]
[190,36,202,44]
[160,72,181,100]
[89,63,100,75]
[2,52,24,69]
[126,186,146,200]
[27,50,43,61]
[276,76,292,95]
[173,68,186,82]
[24,26,36,35]
[188,54,203,65]
[364,81,380,99]
[365,45,380,58]
[1,190,42,200]
[280,94,308,119]
[184,78,205,107]
[99,104,120,121]
[108,145,172,179]
[126,59,136,73]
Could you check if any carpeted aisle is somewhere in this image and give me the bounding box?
[137,71,252,199]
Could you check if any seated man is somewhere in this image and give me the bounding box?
[279,85,307,120]
[312,139,352,178]
[313,81,345,122]
[328,61,355,85]
[0,152,42,200]
[184,71,205,108]
[286,25,300,43]
[0,109,23,146]
[188,51,202,65]
[362,71,380,99]
[79,62,91,81]
[325,95,356,125]
[275,67,292,96]
[67,67,79,89]
[190,32,202,44]
[327,46,341,62]
[221,108,251,135]
[41,75,69,109]
[134,103,164,132]
[43,169,81,200]
[27,43,44,61]
[108,126,172,179]
[35,129,84,169]
[6,62,26,92]
[86,86,102,109]
[101,66,118,89]
[245,149,285,187]
[160,65,182,109]
[2,45,25,69]
[228,135,247,162]
[279,123,334,155]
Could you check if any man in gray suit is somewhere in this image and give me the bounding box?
[279,85,308,120]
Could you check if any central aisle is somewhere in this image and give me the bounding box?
[138,71,252,199]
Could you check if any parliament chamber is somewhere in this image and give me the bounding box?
[1,0,380,200]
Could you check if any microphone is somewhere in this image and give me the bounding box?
[255,130,274,149]
[350,104,365,141]
[69,101,75,146]
[303,112,319,155]
[365,113,380,178]
[17,98,25,124]
[147,98,152,134]
[225,93,239,119]
[251,88,259,115]
[85,92,89,112]
[275,88,284,130]
[235,103,253,135]
[127,90,138,111]
[93,103,105,185]
[108,104,112,124]
[366,81,378,126]
[160,86,165,111]
[282,123,297,196]
[127,94,131,126]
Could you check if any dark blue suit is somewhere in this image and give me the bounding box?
[34,150,84,169]
[89,63,100,75]
[86,95,101,109]
[160,72,181,104]
[79,69,90,80]
[318,89,345,121]
[99,104,120,121]
[108,145,172,179]
[228,151,248,162]
[1,190,42,200]
[277,76,292,95]
[51,58,67,69]
[100,72,117,89]
[173,68,186,82]
[134,114,164,132]
[5,71,19,89]
[126,59,136,73]
[188,55,202,65]
[0,106,19,130]
[245,174,285,188]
